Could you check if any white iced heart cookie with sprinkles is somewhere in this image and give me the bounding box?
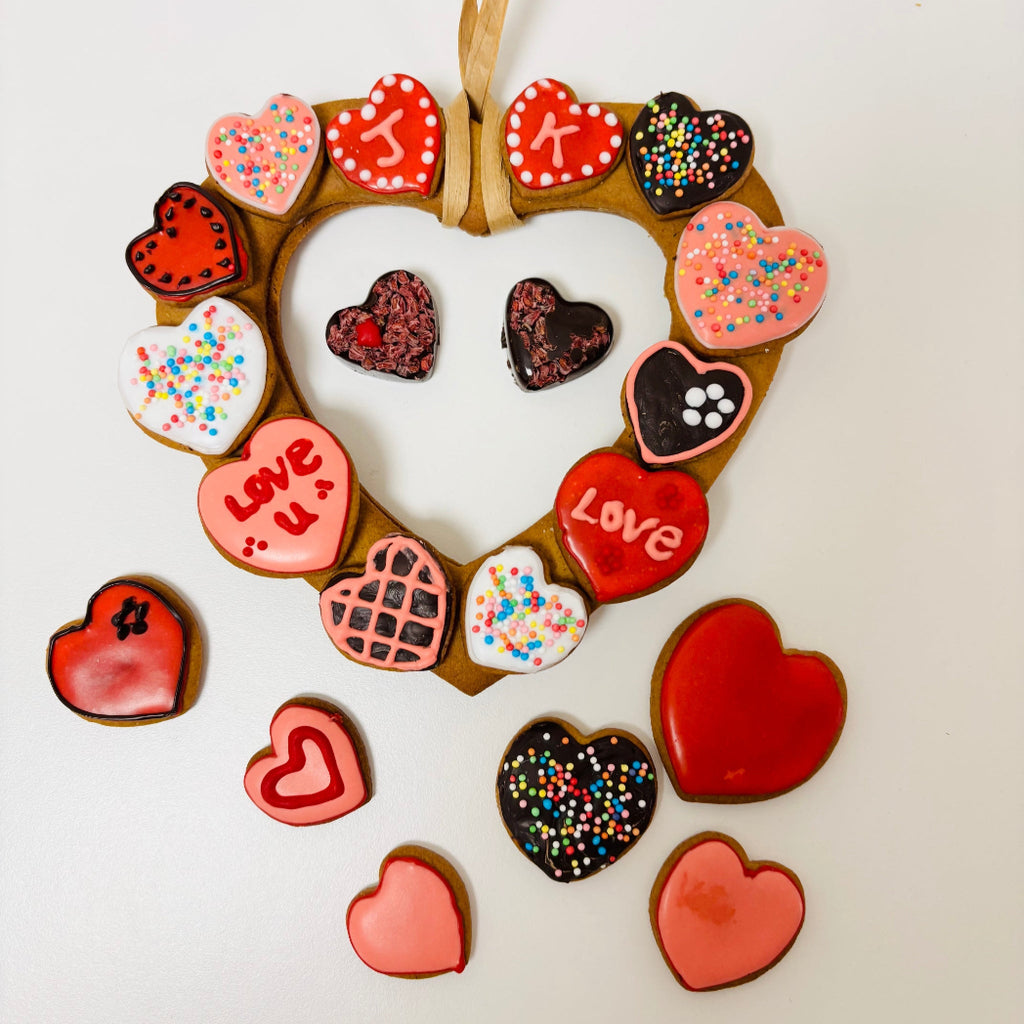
[118,299,268,456]
[465,545,587,673]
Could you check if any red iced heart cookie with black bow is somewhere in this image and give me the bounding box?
[504,78,623,191]
[244,699,370,826]
[197,417,357,575]
[555,450,708,602]
[326,75,442,196]
[651,832,805,990]
[652,600,846,801]
[47,578,201,724]
[125,183,248,302]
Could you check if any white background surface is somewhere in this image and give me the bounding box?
[1,1,1022,1020]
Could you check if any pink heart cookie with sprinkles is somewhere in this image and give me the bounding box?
[326,74,442,196]
[205,94,322,217]
[675,202,828,350]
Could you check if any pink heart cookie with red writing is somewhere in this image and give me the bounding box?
[555,450,708,602]
[504,78,623,191]
[205,94,321,217]
[197,416,357,575]
[244,700,370,826]
[675,201,828,350]
[652,833,805,991]
[326,74,442,196]
[347,847,470,978]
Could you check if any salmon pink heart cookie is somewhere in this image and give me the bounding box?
[555,451,708,602]
[652,833,805,991]
[205,94,321,217]
[675,202,828,350]
[504,78,623,191]
[197,417,357,575]
[652,601,846,801]
[326,75,442,196]
[244,700,370,826]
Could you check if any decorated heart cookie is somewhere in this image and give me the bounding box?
[326,75,442,196]
[629,94,754,216]
[125,183,248,302]
[197,417,357,575]
[555,450,708,602]
[325,270,437,380]
[497,718,657,882]
[624,340,752,465]
[504,78,623,191]
[465,545,587,673]
[119,299,268,457]
[243,699,370,826]
[651,833,805,991]
[675,202,828,350]
[47,578,200,724]
[319,536,450,671]
[502,278,612,390]
[347,846,470,978]
[652,600,846,801]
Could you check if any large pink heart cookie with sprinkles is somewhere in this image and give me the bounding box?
[675,201,828,350]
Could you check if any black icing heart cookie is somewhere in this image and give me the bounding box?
[629,93,753,216]
[497,718,657,882]
[325,269,437,380]
[502,278,612,390]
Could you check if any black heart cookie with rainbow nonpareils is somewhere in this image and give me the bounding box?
[497,718,657,882]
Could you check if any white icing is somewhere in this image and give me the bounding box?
[685,387,706,407]
[360,103,376,121]
[706,382,725,400]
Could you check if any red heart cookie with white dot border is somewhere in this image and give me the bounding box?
[504,78,623,191]
[326,74,442,196]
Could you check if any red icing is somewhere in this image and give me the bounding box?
[555,451,708,601]
[504,78,623,190]
[47,580,187,721]
[326,74,441,196]
[657,602,845,799]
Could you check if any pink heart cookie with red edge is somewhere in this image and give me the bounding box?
[505,78,623,190]
[244,700,369,826]
[555,450,708,602]
[326,74,442,196]
[652,833,805,991]
[205,94,321,217]
[347,848,469,977]
[197,417,357,575]
[675,201,829,350]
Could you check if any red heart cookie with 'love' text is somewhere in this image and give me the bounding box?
[197,417,357,575]
[555,450,708,602]
[653,600,846,801]
[244,700,370,826]
[651,833,805,991]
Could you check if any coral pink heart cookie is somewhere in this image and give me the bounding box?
[347,846,470,978]
[326,74,442,196]
[504,78,623,192]
[244,700,370,826]
[651,832,805,991]
[675,201,828,350]
[652,600,846,801]
[205,94,321,217]
[555,450,708,602]
[197,417,357,575]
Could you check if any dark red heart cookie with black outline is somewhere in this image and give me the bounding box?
[326,270,438,381]
[125,183,249,301]
[652,600,846,802]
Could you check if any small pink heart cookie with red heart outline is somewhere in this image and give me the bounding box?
[243,699,370,826]
[675,201,829,351]
[651,832,805,991]
[347,846,471,978]
[326,74,443,196]
[504,78,623,192]
[205,94,322,217]
[197,416,358,576]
